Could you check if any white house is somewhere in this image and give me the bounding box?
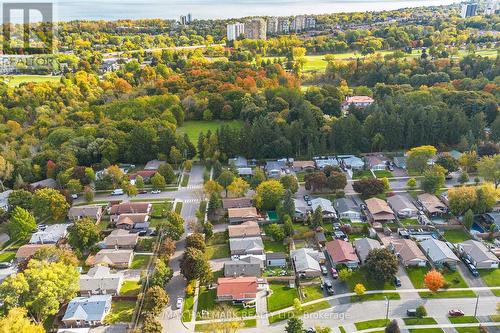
[420,238,460,269]
[458,240,499,269]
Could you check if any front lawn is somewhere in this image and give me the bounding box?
[263,239,287,253]
[130,254,150,269]
[267,301,330,324]
[403,317,438,325]
[196,286,255,320]
[406,267,475,298]
[455,328,481,333]
[0,252,15,262]
[205,244,230,260]
[300,284,323,302]
[355,319,390,330]
[346,267,396,291]
[448,316,478,324]
[119,280,141,296]
[353,170,374,179]
[104,300,135,323]
[267,283,298,312]
[374,170,394,178]
[351,292,400,302]
[443,229,471,243]
[400,218,419,226]
[150,200,173,218]
[479,269,500,296]
[409,329,444,333]
[182,294,195,322]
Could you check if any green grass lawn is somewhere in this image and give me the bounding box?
[479,269,500,296]
[119,280,141,296]
[353,170,374,179]
[178,120,244,145]
[443,229,471,243]
[0,252,15,262]
[374,170,394,178]
[263,239,287,253]
[351,292,400,302]
[207,232,229,245]
[206,244,230,259]
[346,267,396,291]
[267,283,298,312]
[448,316,478,324]
[406,267,476,298]
[267,301,330,324]
[355,319,390,330]
[400,218,419,226]
[3,75,61,87]
[104,300,135,323]
[455,328,482,333]
[403,317,438,325]
[130,254,150,269]
[301,284,323,302]
[195,319,256,332]
[175,201,183,214]
[182,293,195,322]
[409,329,444,333]
[150,200,173,218]
[196,287,255,320]
[181,174,190,187]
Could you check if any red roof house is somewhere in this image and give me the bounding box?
[325,239,360,268]
[216,277,258,301]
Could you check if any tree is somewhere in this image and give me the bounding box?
[282,190,295,218]
[424,270,445,292]
[463,209,474,229]
[354,283,366,296]
[473,183,498,213]
[448,186,477,215]
[283,215,294,237]
[285,317,303,333]
[156,211,185,240]
[32,246,78,267]
[0,155,13,192]
[33,188,69,222]
[67,179,83,194]
[293,298,302,313]
[385,320,400,333]
[180,247,212,284]
[143,314,163,333]
[420,165,445,194]
[304,172,327,192]
[407,145,437,173]
[436,154,459,173]
[254,180,285,211]
[459,151,478,173]
[338,269,353,282]
[158,237,176,259]
[227,177,250,197]
[267,224,285,242]
[416,305,427,318]
[106,165,124,187]
[352,178,385,198]
[125,183,138,197]
[158,163,176,183]
[7,189,33,211]
[458,172,469,184]
[151,173,166,190]
[135,175,145,189]
[312,206,323,228]
[7,207,36,241]
[217,170,235,197]
[0,307,44,333]
[478,155,500,188]
[150,258,173,287]
[143,286,169,315]
[204,180,223,196]
[67,217,101,255]
[407,177,417,189]
[186,233,206,251]
[315,326,332,333]
[250,168,266,189]
[381,177,390,191]
[170,146,182,165]
[327,172,347,191]
[280,175,299,194]
[365,248,399,282]
[84,186,94,202]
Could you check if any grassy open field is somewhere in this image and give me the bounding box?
[2,75,61,87]
[178,120,244,145]
[267,283,298,312]
[130,254,150,269]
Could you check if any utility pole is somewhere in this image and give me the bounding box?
[385,296,390,322]
[474,294,480,317]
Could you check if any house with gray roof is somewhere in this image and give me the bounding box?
[420,238,460,269]
[86,249,134,268]
[387,195,418,219]
[144,159,165,170]
[354,238,382,263]
[339,155,364,170]
[266,252,286,267]
[290,248,325,277]
[68,206,103,223]
[229,237,264,255]
[265,160,286,178]
[102,229,138,249]
[0,190,12,211]
[224,257,262,277]
[29,224,70,244]
[62,295,112,327]
[294,199,310,221]
[335,197,362,222]
[458,240,499,269]
[79,266,123,296]
[30,178,57,189]
[393,156,407,169]
[229,156,248,168]
[311,198,337,219]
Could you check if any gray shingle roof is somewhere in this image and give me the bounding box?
[62,295,112,322]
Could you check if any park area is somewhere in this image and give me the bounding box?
[178,120,244,145]
[2,75,61,87]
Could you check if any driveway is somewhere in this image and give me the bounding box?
[457,263,493,297]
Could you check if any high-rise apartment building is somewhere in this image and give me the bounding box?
[267,17,279,34]
[461,3,478,17]
[244,19,267,40]
[227,22,245,41]
[278,18,290,33]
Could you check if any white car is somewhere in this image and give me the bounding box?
[71,194,78,199]
[176,297,183,309]
[151,189,161,194]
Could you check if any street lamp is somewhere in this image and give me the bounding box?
[385,296,390,322]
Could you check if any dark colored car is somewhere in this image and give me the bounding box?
[449,309,465,317]
[467,264,480,277]
[406,309,417,317]
[394,277,402,287]
[0,262,11,269]
[138,190,147,194]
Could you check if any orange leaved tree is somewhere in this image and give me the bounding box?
[424,270,445,292]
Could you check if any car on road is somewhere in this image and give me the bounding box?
[111,189,124,196]
[331,268,338,279]
[406,309,417,317]
[151,189,161,194]
[303,194,310,201]
[0,262,12,269]
[394,276,402,287]
[304,328,316,333]
[448,309,465,317]
[320,265,328,275]
[176,297,183,309]
[138,190,147,194]
[71,194,78,199]
[323,280,334,295]
[467,263,480,277]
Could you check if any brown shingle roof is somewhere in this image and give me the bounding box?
[223,198,253,209]
[109,202,151,215]
[217,277,258,299]
[228,221,261,238]
[103,229,139,248]
[228,207,258,219]
[365,198,395,221]
[15,244,55,259]
[325,239,359,263]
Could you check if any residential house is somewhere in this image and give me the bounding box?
[229,237,264,255]
[311,198,337,220]
[315,232,327,246]
[229,156,248,168]
[237,168,253,177]
[29,224,70,244]
[144,159,165,170]
[228,221,261,238]
[114,213,149,229]
[293,199,309,221]
[128,170,157,184]
[483,212,500,230]
[338,155,364,170]
[393,156,407,169]
[108,202,152,216]
[216,277,258,302]
[365,198,395,223]
[224,257,262,277]
[266,252,286,267]
[228,207,259,224]
[79,266,123,296]
[367,155,387,171]
[290,248,325,277]
[223,198,253,210]
[448,150,463,160]
[417,193,447,217]
[354,237,382,263]
[68,206,103,223]
[325,239,359,268]
[341,96,374,113]
[380,236,428,267]
[458,240,500,269]
[315,158,339,170]
[15,244,55,261]
[265,160,286,178]
[335,197,363,222]
[102,229,138,249]
[292,160,315,172]
[30,178,58,189]
[420,238,460,269]
[86,249,134,268]
[387,195,418,219]
[61,295,112,327]
[0,190,12,211]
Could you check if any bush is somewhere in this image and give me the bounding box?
[416,305,427,318]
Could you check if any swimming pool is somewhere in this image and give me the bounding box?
[471,222,485,233]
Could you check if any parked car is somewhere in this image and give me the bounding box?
[304,328,316,333]
[323,280,334,295]
[331,268,338,279]
[71,194,78,199]
[176,297,183,309]
[448,309,465,317]
[320,265,328,275]
[0,262,12,269]
[151,189,161,194]
[467,264,480,277]
[111,189,124,196]
[406,309,417,317]
[138,190,147,194]
[394,277,402,287]
[303,194,310,201]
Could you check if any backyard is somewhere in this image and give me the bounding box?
[263,239,287,253]
[206,232,230,260]
[267,283,299,312]
[130,254,151,269]
[443,229,471,243]
[104,300,135,323]
[119,280,141,296]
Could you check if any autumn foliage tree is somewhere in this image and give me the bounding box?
[424,270,445,292]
